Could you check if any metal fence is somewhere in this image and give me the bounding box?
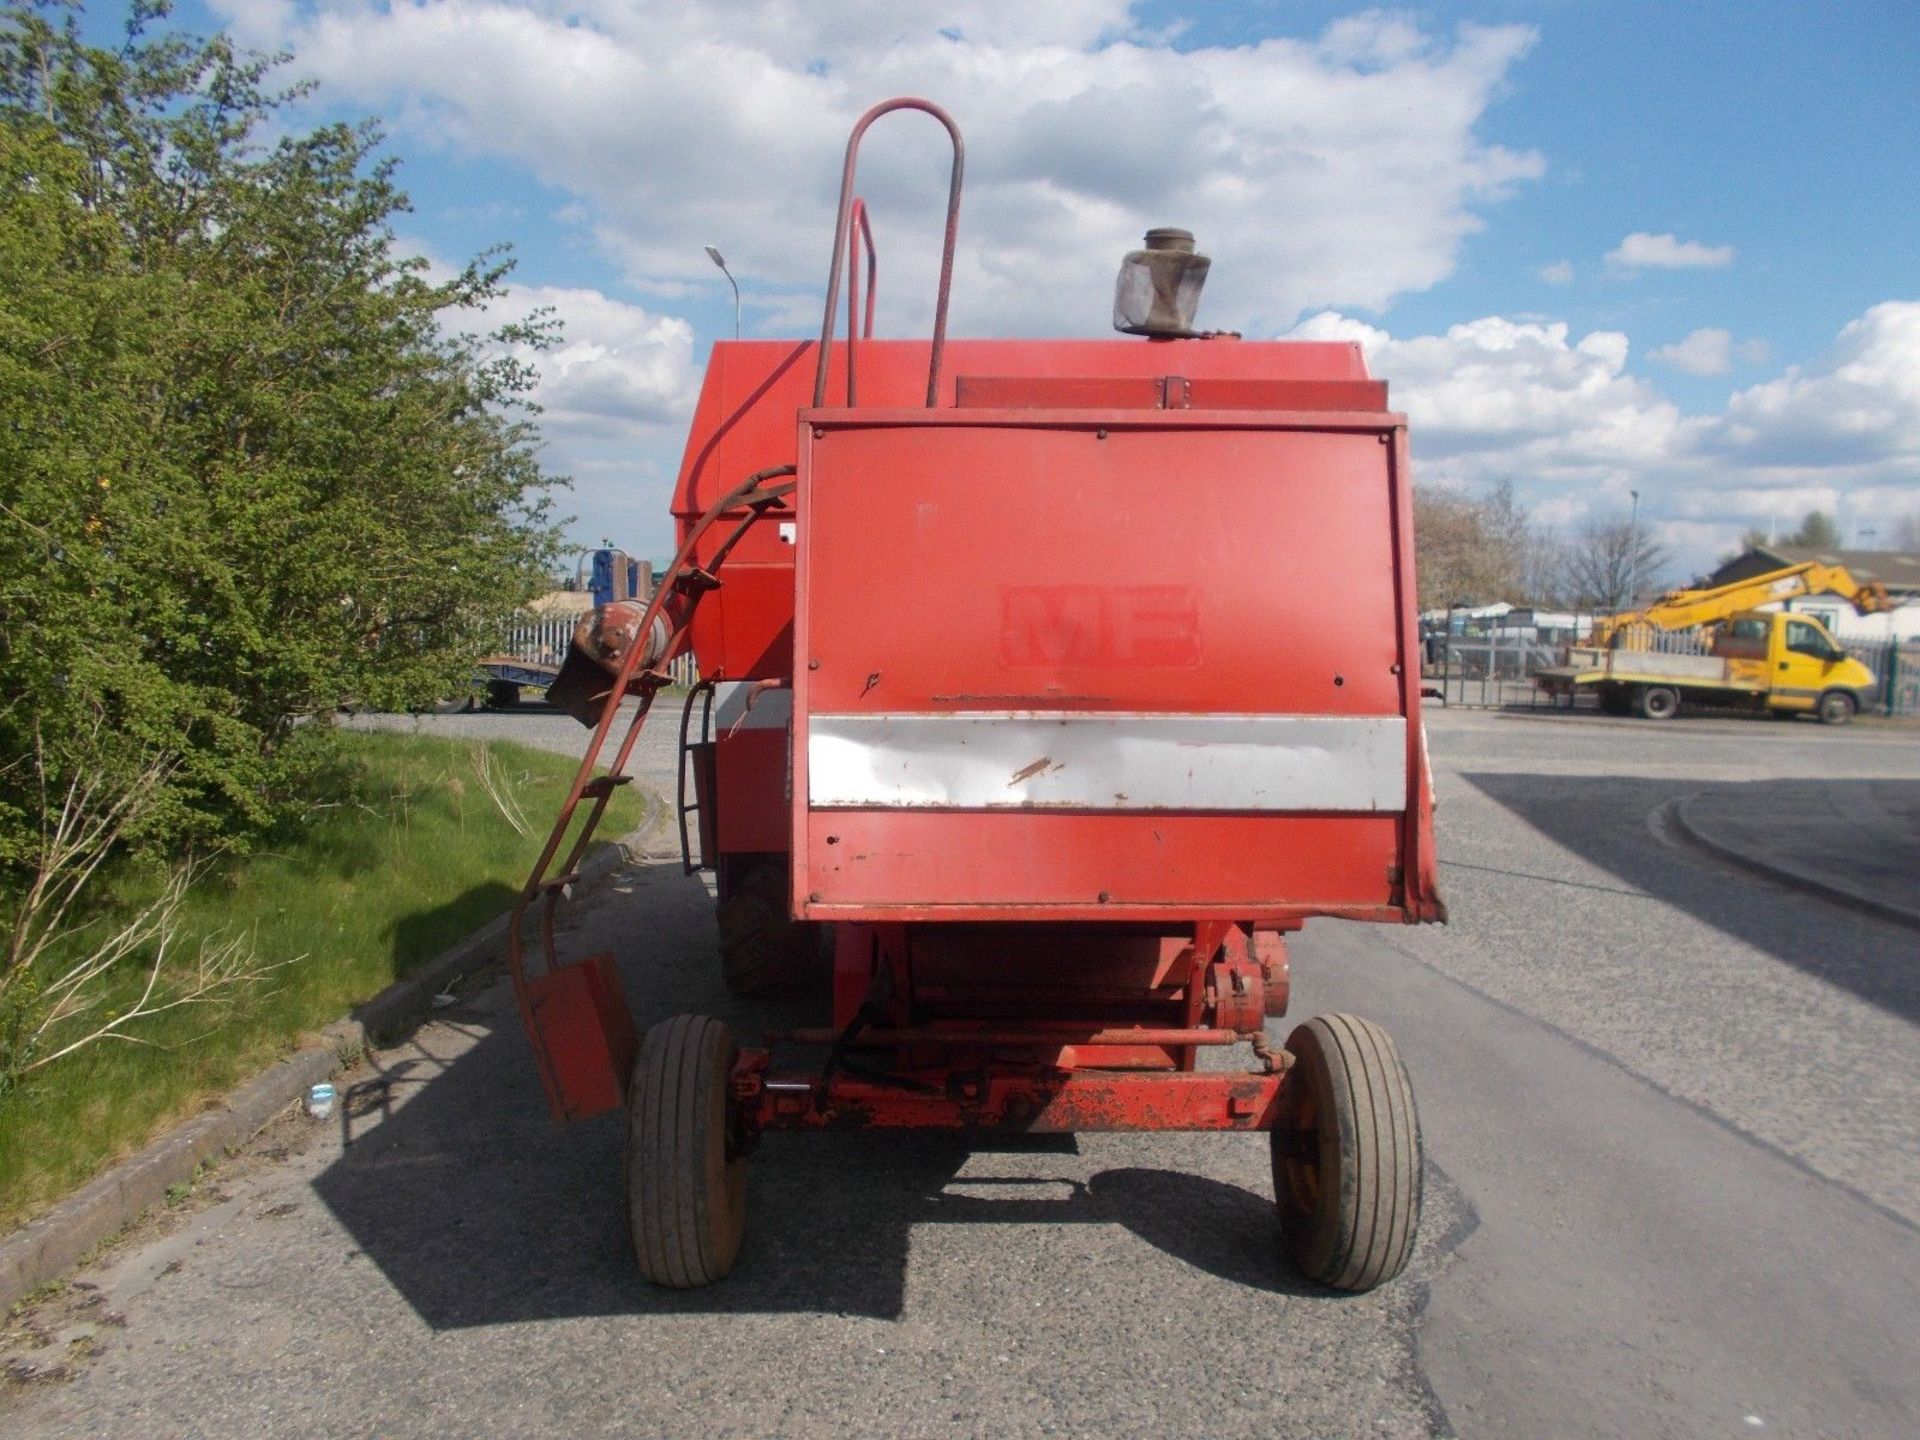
[1425,624,1920,716]
[1854,637,1920,716]
[502,611,583,667]
[500,610,700,687]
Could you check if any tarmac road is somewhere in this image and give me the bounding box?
[5,708,1918,1438]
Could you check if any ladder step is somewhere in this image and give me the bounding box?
[580,774,633,799]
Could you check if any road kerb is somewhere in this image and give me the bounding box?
[0,820,655,1313]
[1672,793,1920,933]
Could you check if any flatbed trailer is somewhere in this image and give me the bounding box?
[473,657,558,708]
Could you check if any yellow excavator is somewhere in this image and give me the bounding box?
[1537,562,1893,722]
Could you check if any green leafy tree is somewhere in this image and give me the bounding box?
[0,1,564,866]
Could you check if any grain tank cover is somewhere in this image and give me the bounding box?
[788,350,1440,927]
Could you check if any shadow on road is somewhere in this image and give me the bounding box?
[1461,772,1920,1026]
[382,879,516,981]
[313,864,1316,1327]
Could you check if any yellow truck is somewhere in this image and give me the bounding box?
[1536,562,1892,723]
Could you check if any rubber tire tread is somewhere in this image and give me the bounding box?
[626,1014,745,1288]
[1817,690,1856,726]
[1633,685,1679,720]
[717,860,820,997]
[1278,1014,1422,1292]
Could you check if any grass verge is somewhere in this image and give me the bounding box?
[0,731,643,1233]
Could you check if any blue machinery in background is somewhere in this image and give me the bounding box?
[586,548,645,607]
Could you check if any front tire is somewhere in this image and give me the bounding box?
[1272,1014,1422,1292]
[1817,690,1857,726]
[626,1015,747,1288]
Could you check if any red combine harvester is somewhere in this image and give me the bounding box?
[509,99,1444,1293]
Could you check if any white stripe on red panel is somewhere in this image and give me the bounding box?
[807,713,1406,812]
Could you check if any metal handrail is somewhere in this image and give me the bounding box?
[813,97,964,409]
[844,198,878,403]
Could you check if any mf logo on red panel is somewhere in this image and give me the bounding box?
[1001,586,1201,667]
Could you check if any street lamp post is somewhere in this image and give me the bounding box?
[704,244,740,340]
[1626,488,1640,610]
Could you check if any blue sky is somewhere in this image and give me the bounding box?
[147,1,1919,576]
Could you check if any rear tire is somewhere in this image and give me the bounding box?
[1817,690,1857,726]
[717,857,823,996]
[626,1015,746,1289]
[1633,685,1679,720]
[1272,1014,1422,1292]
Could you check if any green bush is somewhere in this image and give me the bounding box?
[0,1,565,867]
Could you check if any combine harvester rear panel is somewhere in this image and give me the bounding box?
[511,98,1444,1294]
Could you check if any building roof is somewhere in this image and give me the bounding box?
[1706,545,1920,597]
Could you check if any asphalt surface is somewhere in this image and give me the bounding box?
[6,707,1919,1438]
[1681,776,1920,925]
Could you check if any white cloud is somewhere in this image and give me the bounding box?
[217,1,1543,338]
[457,282,700,536]
[1649,328,1773,376]
[1606,232,1735,270]
[489,284,699,439]
[1293,300,1920,576]
[389,242,700,453]
[1290,310,1684,475]
[1650,328,1733,375]
[209,2,1555,555]
[1537,259,1573,284]
[1706,301,1920,469]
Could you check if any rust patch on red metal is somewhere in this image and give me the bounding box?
[1008,756,1054,785]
